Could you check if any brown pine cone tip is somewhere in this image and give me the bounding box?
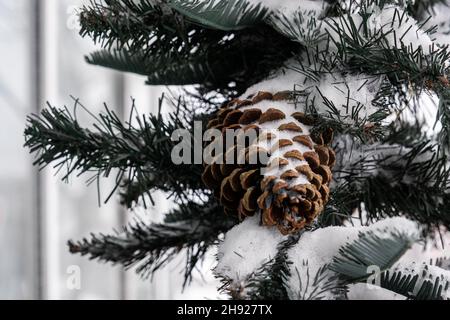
[202,91,335,234]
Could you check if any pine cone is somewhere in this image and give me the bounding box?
[202,91,335,234]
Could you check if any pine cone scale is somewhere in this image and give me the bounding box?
[201,91,336,234]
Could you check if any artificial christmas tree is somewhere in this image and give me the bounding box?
[24,0,450,299]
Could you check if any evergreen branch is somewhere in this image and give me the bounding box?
[241,233,347,300]
[269,7,326,48]
[289,61,406,146]
[341,138,449,189]
[291,76,393,144]
[323,7,450,91]
[431,256,450,269]
[319,186,357,226]
[329,228,420,280]
[142,26,299,92]
[79,0,165,53]
[378,268,418,298]
[87,49,217,85]
[306,98,390,143]
[326,177,450,230]
[86,24,300,96]
[286,263,347,300]
[408,0,449,20]
[321,129,450,229]
[168,0,268,31]
[80,1,299,95]
[376,264,450,299]
[24,98,204,206]
[79,0,223,56]
[243,235,299,300]
[68,199,238,285]
[274,232,347,300]
[86,49,156,77]
[437,87,450,150]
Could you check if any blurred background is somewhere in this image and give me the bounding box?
[0,0,221,299]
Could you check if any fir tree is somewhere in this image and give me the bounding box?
[24,0,450,299]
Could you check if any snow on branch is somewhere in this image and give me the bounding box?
[331,134,440,186]
[346,282,407,299]
[325,4,435,53]
[268,0,327,47]
[427,1,450,44]
[286,217,421,299]
[214,215,284,286]
[354,260,450,300]
[214,215,425,299]
[240,61,386,137]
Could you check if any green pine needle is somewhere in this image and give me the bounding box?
[168,0,268,31]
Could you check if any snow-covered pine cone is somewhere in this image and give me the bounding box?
[202,91,335,234]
